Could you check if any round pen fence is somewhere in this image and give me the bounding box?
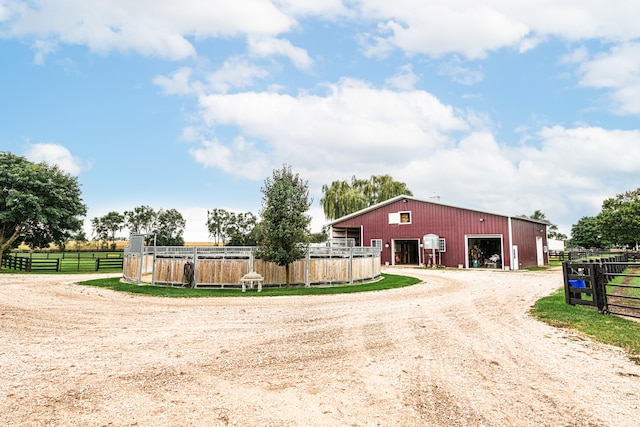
[123,244,382,288]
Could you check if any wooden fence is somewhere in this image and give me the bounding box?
[2,251,123,272]
[563,254,640,319]
[123,245,382,288]
[1,254,60,272]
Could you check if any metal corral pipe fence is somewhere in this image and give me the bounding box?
[123,244,382,288]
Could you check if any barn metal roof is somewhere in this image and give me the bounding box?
[326,194,550,227]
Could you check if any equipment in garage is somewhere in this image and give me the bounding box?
[468,237,502,268]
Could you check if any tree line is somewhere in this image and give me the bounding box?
[90,207,186,248]
[569,188,640,250]
[10,149,590,282]
[1,151,413,285]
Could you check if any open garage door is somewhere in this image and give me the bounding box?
[467,236,503,269]
[393,239,420,265]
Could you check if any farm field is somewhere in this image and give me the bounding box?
[1,268,639,426]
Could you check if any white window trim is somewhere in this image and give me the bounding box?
[399,211,412,224]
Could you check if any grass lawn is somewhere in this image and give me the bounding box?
[531,288,640,364]
[79,273,422,297]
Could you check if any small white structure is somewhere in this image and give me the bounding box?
[548,239,565,252]
[240,271,264,292]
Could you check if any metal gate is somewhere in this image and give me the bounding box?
[601,261,640,319]
[564,256,640,319]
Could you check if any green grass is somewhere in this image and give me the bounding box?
[78,273,421,297]
[531,289,640,364]
[608,272,640,299]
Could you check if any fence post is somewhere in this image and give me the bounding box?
[193,246,198,288]
[305,249,311,288]
[349,247,353,284]
[563,261,571,305]
[590,263,607,313]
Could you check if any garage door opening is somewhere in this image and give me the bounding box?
[467,236,503,269]
[393,239,420,265]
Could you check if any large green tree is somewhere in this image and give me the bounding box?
[597,188,640,248]
[569,216,609,249]
[206,208,232,245]
[154,208,186,246]
[257,164,312,287]
[321,174,412,220]
[124,205,157,235]
[521,210,567,240]
[0,152,86,254]
[91,216,109,248]
[207,208,257,246]
[226,211,257,246]
[100,211,124,248]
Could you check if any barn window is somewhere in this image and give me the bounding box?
[371,239,382,248]
[439,238,446,252]
[389,211,412,225]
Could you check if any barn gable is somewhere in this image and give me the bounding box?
[327,195,548,270]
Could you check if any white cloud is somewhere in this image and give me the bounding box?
[439,56,484,86]
[357,1,640,59]
[275,0,349,18]
[31,39,57,64]
[192,78,469,184]
[153,67,199,95]
[576,42,640,114]
[358,3,529,59]
[206,57,271,93]
[248,36,313,70]
[4,0,294,61]
[23,143,90,176]
[154,58,271,96]
[189,136,271,180]
[385,64,419,90]
[0,2,10,22]
[560,46,589,64]
[5,0,640,65]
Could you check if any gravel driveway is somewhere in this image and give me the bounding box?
[1,268,639,426]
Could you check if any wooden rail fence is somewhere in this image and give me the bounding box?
[563,254,640,319]
[1,254,60,272]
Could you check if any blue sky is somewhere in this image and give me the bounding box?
[2,1,640,242]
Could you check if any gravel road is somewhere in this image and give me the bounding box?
[1,268,639,426]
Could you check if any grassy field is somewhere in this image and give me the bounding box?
[2,251,123,273]
[79,273,421,297]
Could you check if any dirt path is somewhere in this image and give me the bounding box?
[1,268,639,426]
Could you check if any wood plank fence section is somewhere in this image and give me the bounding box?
[122,246,382,288]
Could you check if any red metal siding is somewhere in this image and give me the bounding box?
[511,217,547,268]
[332,199,514,268]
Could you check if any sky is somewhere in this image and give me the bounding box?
[2,1,640,242]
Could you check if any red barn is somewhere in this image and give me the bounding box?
[327,195,548,270]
